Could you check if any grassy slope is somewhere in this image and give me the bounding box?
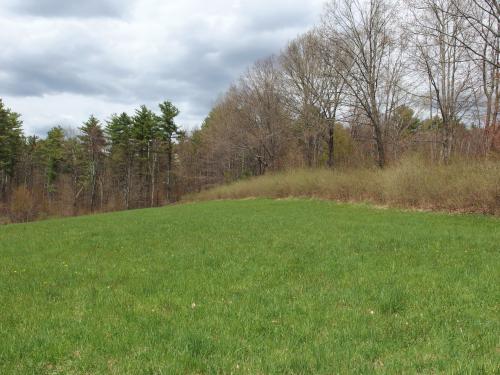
[0,199,499,374]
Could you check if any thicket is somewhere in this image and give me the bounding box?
[190,157,500,215]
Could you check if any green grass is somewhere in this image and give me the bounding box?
[0,199,499,374]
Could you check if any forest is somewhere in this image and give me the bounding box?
[1,0,498,223]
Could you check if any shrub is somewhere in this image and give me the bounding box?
[187,158,500,215]
[9,186,37,223]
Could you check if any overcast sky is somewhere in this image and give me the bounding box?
[0,0,325,136]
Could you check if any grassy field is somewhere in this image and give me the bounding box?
[0,199,499,374]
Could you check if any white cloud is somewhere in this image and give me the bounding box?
[0,0,325,135]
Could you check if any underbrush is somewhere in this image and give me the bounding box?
[190,157,500,215]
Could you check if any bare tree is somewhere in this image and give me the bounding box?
[475,10,500,151]
[322,0,403,167]
[239,58,292,172]
[409,0,476,163]
[280,33,326,167]
[437,0,500,151]
[316,32,349,167]
[446,0,500,68]
[468,1,500,151]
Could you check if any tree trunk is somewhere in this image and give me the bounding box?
[90,163,97,212]
[0,170,6,202]
[373,124,386,168]
[166,140,173,202]
[150,150,157,208]
[327,123,335,168]
[441,124,453,164]
[125,159,132,210]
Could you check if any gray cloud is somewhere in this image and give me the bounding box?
[0,26,131,98]
[6,0,125,18]
[0,0,324,135]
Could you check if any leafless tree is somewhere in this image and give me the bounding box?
[434,0,500,151]
[446,0,499,68]
[316,33,349,167]
[322,0,404,167]
[409,0,477,163]
[280,33,325,167]
[238,58,292,172]
[466,1,500,150]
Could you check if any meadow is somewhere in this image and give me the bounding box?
[0,199,499,374]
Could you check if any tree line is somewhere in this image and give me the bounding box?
[0,100,182,222]
[176,0,499,191]
[1,0,499,222]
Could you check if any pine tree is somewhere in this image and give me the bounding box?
[132,105,159,206]
[0,99,24,200]
[40,126,65,200]
[79,115,106,211]
[158,101,181,201]
[63,136,85,213]
[23,135,39,192]
[106,113,133,208]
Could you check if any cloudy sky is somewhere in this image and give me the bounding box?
[0,0,325,136]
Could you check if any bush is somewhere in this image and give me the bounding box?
[187,158,500,215]
[9,186,37,223]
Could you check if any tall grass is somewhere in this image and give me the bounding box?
[189,157,500,215]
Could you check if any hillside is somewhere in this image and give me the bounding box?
[1,200,499,373]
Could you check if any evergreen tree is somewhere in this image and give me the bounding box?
[0,99,24,199]
[132,105,159,206]
[106,113,133,208]
[132,105,158,154]
[107,113,133,147]
[23,135,39,191]
[63,136,85,213]
[79,115,106,211]
[158,101,181,201]
[40,126,65,199]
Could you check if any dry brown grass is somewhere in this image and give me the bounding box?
[8,186,37,223]
[188,157,500,215]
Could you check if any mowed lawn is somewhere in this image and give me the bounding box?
[0,200,499,374]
